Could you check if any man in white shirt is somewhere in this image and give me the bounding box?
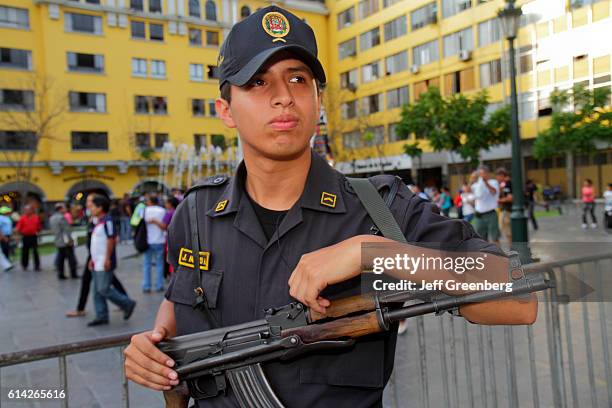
[471,165,500,244]
[142,195,167,293]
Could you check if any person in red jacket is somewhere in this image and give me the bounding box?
[15,204,42,271]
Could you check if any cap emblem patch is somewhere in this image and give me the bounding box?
[262,12,290,43]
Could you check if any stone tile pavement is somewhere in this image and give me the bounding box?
[0,204,610,407]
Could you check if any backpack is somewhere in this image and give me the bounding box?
[133,208,148,253]
[101,216,118,270]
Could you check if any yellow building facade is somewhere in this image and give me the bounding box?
[0,0,610,208]
[0,0,328,206]
[326,0,611,196]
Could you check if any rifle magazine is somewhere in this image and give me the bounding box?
[227,363,285,408]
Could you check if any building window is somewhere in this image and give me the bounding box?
[443,27,473,58]
[132,58,147,76]
[154,133,168,149]
[342,100,357,119]
[68,92,106,112]
[364,126,384,146]
[362,94,382,115]
[382,0,402,7]
[205,0,216,21]
[194,134,207,150]
[342,130,361,149]
[0,131,36,151]
[149,0,162,13]
[519,92,536,121]
[384,15,406,42]
[0,89,34,111]
[207,65,220,79]
[211,134,225,149]
[130,0,143,11]
[67,52,104,72]
[337,7,355,29]
[208,100,216,117]
[385,51,408,76]
[189,0,200,18]
[149,23,164,41]
[386,86,409,109]
[71,131,108,151]
[240,6,250,19]
[360,27,380,51]
[441,0,472,19]
[131,21,145,39]
[519,45,534,74]
[413,40,439,66]
[134,95,149,113]
[339,38,357,60]
[206,31,219,46]
[150,60,166,78]
[192,99,205,116]
[480,59,502,87]
[152,96,167,114]
[189,28,202,45]
[0,48,32,70]
[190,63,204,81]
[134,96,167,114]
[411,2,437,30]
[340,69,358,90]
[358,0,379,20]
[0,6,29,29]
[478,18,500,47]
[361,60,380,83]
[65,12,102,34]
[445,67,475,94]
[388,122,400,142]
[135,132,150,149]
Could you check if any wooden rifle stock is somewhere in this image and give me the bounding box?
[307,293,377,323]
[284,311,383,343]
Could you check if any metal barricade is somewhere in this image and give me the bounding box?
[0,333,136,408]
[384,252,612,408]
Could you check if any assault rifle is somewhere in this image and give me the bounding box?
[158,255,552,408]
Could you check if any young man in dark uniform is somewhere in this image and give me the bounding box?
[124,6,537,407]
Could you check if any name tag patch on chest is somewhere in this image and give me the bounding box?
[178,248,210,270]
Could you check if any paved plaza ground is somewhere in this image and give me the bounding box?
[1,203,610,407]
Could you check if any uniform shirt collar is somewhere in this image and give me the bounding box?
[207,150,346,217]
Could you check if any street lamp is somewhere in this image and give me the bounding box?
[498,0,530,259]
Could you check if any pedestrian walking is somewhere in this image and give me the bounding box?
[15,205,41,271]
[525,179,538,230]
[471,165,500,244]
[0,205,14,261]
[142,195,166,293]
[119,193,133,243]
[49,203,78,279]
[461,177,476,222]
[65,193,129,318]
[87,195,136,326]
[439,187,453,217]
[581,178,597,229]
[496,168,513,242]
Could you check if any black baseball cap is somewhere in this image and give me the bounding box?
[218,5,326,89]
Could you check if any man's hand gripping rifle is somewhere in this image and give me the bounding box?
[158,252,553,408]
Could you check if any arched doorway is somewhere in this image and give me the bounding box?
[0,181,45,212]
[65,179,113,204]
[131,180,169,196]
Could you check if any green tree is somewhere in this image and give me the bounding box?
[396,87,511,166]
[533,85,612,197]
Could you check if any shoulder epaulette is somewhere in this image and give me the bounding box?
[185,175,230,197]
